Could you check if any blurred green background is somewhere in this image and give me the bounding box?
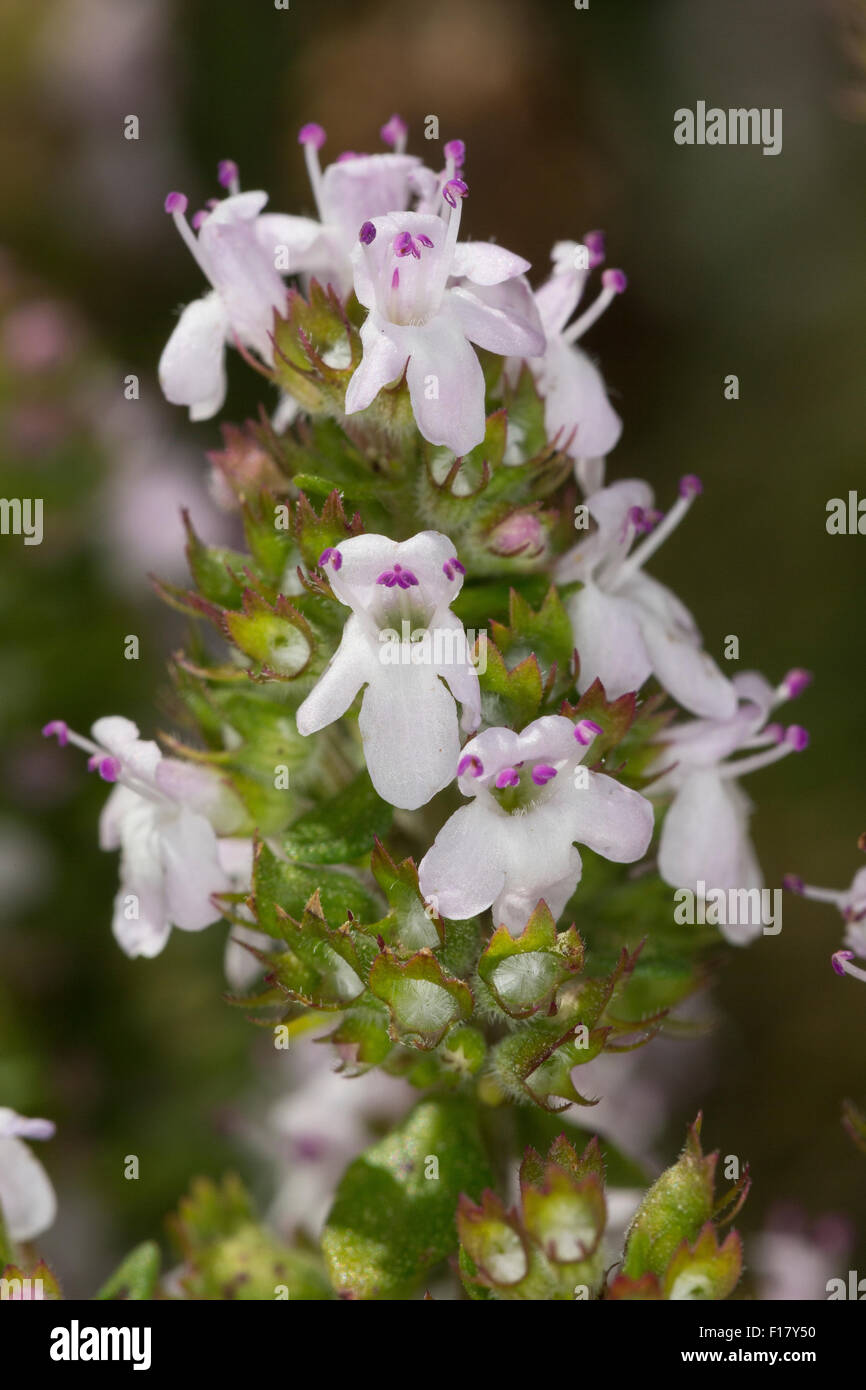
[0,0,864,1294]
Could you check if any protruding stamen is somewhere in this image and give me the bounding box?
[380,114,408,153]
[191,210,208,231]
[778,667,813,701]
[574,719,603,746]
[458,753,484,778]
[442,177,468,209]
[318,546,342,571]
[217,159,240,196]
[298,123,327,219]
[832,950,866,983]
[786,724,810,752]
[164,190,212,281]
[717,725,809,780]
[442,557,466,581]
[563,268,626,345]
[615,477,704,583]
[88,754,120,782]
[444,139,466,181]
[495,767,520,789]
[531,763,558,786]
[359,221,377,245]
[584,230,605,267]
[164,191,188,216]
[394,231,422,259]
[42,720,68,746]
[782,874,805,894]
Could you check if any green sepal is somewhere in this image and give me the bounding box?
[478,639,544,730]
[222,589,314,680]
[96,1242,161,1300]
[271,281,360,415]
[259,893,369,1011]
[368,947,474,1050]
[183,510,248,609]
[248,839,381,933]
[322,1096,493,1299]
[662,1223,743,1300]
[489,586,574,690]
[0,1258,62,1299]
[478,901,584,1019]
[321,996,394,1074]
[292,488,364,572]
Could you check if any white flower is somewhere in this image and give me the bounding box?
[159,164,293,421]
[418,714,654,935]
[296,532,481,810]
[649,670,810,939]
[43,716,242,959]
[345,179,545,456]
[785,858,866,984]
[0,1107,57,1243]
[520,236,624,482]
[557,476,737,719]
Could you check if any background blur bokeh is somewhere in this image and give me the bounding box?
[1,0,864,1296]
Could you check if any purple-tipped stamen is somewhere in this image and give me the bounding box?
[359,220,377,245]
[574,719,603,745]
[601,268,627,293]
[42,720,68,746]
[191,210,208,231]
[298,122,326,149]
[88,754,120,783]
[786,724,810,752]
[417,234,434,248]
[531,764,558,786]
[394,231,421,259]
[442,556,465,580]
[318,547,342,571]
[217,159,239,190]
[679,474,703,499]
[443,138,466,168]
[458,753,484,778]
[380,114,408,150]
[584,229,605,266]
[164,191,188,215]
[376,562,418,589]
[442,177,468,208]
[782,874,805,894]
[780,667,813,700]
[495,767,520,789]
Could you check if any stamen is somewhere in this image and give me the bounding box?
[394,231,421,259]
[359,221,377,245]
[217,159,240,196]
[164,191,212,281]
[777,667,813,701]
[574,719,603,746]
[298,123,327,219]
[782,874,805,894]
[318,547,342,571]
[376,562,419,588]
[380,114,408,154]
[42,720,68,746]
[458,754,484,778]
[88,754,120,782]
[495,767,520,789]
[442,557,465,580]
[191,210,208,231]
[615,477,703,583]
[584,230,605,268]
[531,764,558,786]
[832,950,866,983]
[428,179,468,307]
[444,138,466,181]
[717,725,808,779]
[563,267,627,344]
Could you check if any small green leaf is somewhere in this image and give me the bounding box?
[251,840,380,931]
[322,1097,493,1299]
[282,772,392,864]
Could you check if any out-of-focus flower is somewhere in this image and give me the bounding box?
[0,1107,57,1243]
[785,858,866,984]
[752,1205,853,1300]
[345,181,544,456]
[297,532,480,810]
[557,476,736,719]
[418,715,653,934]
[42,716,242,958]
[649,670,810,938]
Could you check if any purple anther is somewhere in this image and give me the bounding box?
[442,177,469,208]
[359,220,377,245]
[781,668,813,700]
[531,764,558,786]
[495,767,520,789]
[164,191,188,215]
[298,123,326,150]
[217,159,239,189]
[786,725,810,752]
[679,474,703,499]
[191,210,208,231]
[394,231,421,259]
[602,268,627,293]
[584,230,605,266]
[42,720,68,746]
[443,138,466,168]
[458,754,484,778]
[88,754,119,782]
[782,874,805,894]
[380,114,408,149]
[832,949,855,977]
[318,547,342,571]
[442,556,465,580]
[417,234,434,248]
[574,719,603,745]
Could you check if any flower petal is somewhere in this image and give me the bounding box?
[451,241,531,286]
[358,661,461,810]
[565,771,654,863]
[404,313,486,456]
[636,603,737,720]
[344,315,405,414]
[158,291,229,421]
[320,153,420,236]
[539,339,622,459]
[0,1136,57,1242]
[432,609,481,733]
[448,284,545,358]
[159,806,229,932]
[658,769,761,895]
[296,613,372,735]
[418,801,509,918]
[568,583,652,699]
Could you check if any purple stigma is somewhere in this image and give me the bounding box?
[832,949,855,977]
[602,268,627,293]
[574,719,603,745]
[164,191,188,216]
[443,177,468,208]
[42,720,68,746]
[782,874,805,894]
[781,667,813,700]
[443,138,466,168]
[380,114,408,148]
[786,724,810,752]
[457,754,484,778]
[298,122,326,150]
[531,763,558,786]
[679,473,703,499]
[495,767,520,789]
[217,159,239,189]
[584,230,605,266]
[359,220,377,245]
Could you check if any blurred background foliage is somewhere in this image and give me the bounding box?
[0,0,864,1295]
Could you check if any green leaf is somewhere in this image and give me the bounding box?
[478,640,544,730]
[322,1097,493,1299]
[282,772,393,864]
[490,586,574,687]
[251,839,381,932]
[96,1242,161,1300]
[183,512,247,609]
